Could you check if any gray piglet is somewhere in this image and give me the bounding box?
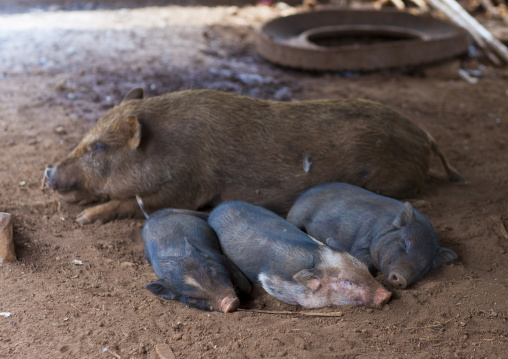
[287,182,458,288]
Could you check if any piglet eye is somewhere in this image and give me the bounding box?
[403,239,410,251]
[339,280,354,286]
[92,142,107,153]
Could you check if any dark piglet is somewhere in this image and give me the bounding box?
[287,183,458,289]
[208,201,391,309]
[138,197,251,312]
[45,88,465,224]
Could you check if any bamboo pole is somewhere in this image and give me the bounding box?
[426,0,508,65]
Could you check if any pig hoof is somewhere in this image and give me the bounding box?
[220,296,240,313]
[76,211,92,225]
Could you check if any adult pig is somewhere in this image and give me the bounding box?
[140,198,251,312]
[287,182,458,289]
[208,201,391,309]
[45,88,465,224]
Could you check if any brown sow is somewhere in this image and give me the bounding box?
[45,88,465,224]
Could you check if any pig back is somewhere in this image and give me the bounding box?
[208,201,319,283]
[141,91,432,214]
[288,182,406,250]
[142,211,221,262]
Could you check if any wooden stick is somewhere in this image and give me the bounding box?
[107,350,122,359]
[405,319,453,330]
[427,0,508,65]
[237,308,344,317]
[410,0,429,10]
[479,0,501,19]
[41,167,48,191]
[426,0,502,65]
[490,215,508,240]
[441,0,508,62]
[390,0,406,10]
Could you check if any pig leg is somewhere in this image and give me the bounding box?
[76,198,143,224]
[76,190,176,224]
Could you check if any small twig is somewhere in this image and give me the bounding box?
[390,0,406,10]
[410,0,429,10]
[478,0,508,23]
[237,308,344,317]
[427,0,508,65]
[490,215,508,240]
[419,337,445,342]
[41,168,48,191]
[107,350,122,359]
[405,319,452,330]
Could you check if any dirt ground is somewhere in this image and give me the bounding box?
[1,0,508,358]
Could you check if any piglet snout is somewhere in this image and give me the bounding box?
[374,287,392,309]
[220,296,240,313]
[388,271,408,289]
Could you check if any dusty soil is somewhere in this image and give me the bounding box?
[1,1,508,358]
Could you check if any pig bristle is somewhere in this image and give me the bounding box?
[136,195,149,218]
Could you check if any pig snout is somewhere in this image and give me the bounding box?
[220,296,240,313]
[44,167,55,188]
[387,270,408,289]
[373,287,392,309]
[44,166,77,193]
[44,166,103,204]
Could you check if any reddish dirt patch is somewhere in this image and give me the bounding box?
[1,1,508,358]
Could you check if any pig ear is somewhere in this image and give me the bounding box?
[125,115,142,149]
[325,238,349,252]
[432,247,458,268]
[393,202,415,228]
[122,87,144,102]
[293,268,322,291]
[146,280,177,300]
[184,237,202,256]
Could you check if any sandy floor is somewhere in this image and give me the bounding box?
[1,1,508,358]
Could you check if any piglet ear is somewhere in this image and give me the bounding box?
[293,268,322,291]
[432,247,458,268]
[325,238,349,252]
[184,237,202,257]
[122,87,144,102]
[393,202,415,228]
[124,115,142,149]
[146,280,176,300]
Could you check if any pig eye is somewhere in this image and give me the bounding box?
[91,142,108,153]
[206,268,212,275]
[402,239,410,251]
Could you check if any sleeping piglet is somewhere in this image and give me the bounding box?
[138,197,251,312]
[208,201,391,309]
[287,183,458,289]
